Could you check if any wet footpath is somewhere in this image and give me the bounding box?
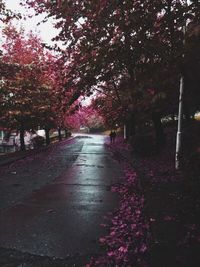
[0,134,123,266]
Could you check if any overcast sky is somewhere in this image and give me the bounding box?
[5,0,59,45]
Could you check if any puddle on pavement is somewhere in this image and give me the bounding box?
[86,143,102,146]
[75,136,92,139]
[75,164,104,168]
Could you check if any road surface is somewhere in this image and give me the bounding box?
[0,134,123,263]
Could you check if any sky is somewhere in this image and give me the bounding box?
[4,0,59,45]
[2,1,92,106]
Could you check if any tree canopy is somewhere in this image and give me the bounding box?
[23,0,199,121]
[0,0,199,148]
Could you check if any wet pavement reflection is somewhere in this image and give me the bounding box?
[0,134,123,258]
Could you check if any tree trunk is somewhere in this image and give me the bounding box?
[152,112,165,151]
[64,129,68,138]
[126,112,136,141]
[183,101,191,123]
[130,112,136,137]
[58,127,62,141]
[20,127,25,151]
[126,122,130,141]
[45,127,50,145]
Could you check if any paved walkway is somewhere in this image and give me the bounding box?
[0,134,123,265]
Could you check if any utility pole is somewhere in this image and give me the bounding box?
[124,124,126,139]
[175,76,184,170]
[175,0,188,170]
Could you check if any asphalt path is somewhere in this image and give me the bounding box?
[0,134,123,261]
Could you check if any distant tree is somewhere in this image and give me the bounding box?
[64,105,105,132]
[0,26,55,149]
[183,23,200,120]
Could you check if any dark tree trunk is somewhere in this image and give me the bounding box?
[64,129,68,138]
[130,113,136,136]
[152,112,165,151]
[58,127,62,141]
[45,127,50,145]
[126,122,130,141]
[183,101,191,123]
[20,127,25,151]
[126,112,136,141]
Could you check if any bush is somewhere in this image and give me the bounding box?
[184,149,200,191]
[130,134,155,156]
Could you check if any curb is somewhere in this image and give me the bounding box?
[0,136,76,167]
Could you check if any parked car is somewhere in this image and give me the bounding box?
[2,132,16,146]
